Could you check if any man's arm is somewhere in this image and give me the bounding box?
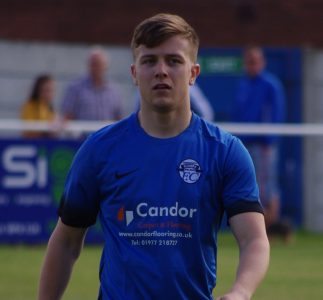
[270,79,285,123]
[217,212,270,300]
[38,218,87,300]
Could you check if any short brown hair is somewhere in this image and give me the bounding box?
[131,13,199,61]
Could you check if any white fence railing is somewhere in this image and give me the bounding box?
[1,119,323,135]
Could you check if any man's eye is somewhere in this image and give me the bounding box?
[142,58,154,65]
[169,58,181,65]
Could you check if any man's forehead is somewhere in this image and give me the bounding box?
[245,50,263,60]
[138,49,185,58]
[135,37,191,58]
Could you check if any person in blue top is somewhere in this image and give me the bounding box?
[232,46,290,241]
[38,14,270,300]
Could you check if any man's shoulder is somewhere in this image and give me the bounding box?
[197,117,248,166]
[88,114,134,144]
[66,76,89,90]
[261,71,283,88]
[198,117,237,147]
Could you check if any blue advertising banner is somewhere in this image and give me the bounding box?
[0,138,103,244]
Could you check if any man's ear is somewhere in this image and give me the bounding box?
[189,63,200,85]
[131,64,138,85]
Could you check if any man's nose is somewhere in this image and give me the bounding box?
[154,61,168,78]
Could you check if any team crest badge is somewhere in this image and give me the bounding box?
[178,159,202,184]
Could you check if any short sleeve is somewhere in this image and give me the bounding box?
[58,136,100,227]
[222,137,263,219]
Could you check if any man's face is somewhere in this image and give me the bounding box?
[89,53,107,82]
[131,35,200,113]
[244,49,265,77]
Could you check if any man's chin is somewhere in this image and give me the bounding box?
[151,99,176,113]
[152,105,175,114]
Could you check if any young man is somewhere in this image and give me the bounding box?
[38,14,269,300]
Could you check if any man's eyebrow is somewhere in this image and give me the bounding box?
[139,54,156,60]
[166,54,184,59]
[138,53,185,62]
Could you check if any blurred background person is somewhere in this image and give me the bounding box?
[232,45,292,242]
[60,47,124,121]
[21,74,57,138]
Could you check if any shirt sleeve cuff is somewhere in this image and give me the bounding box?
[226,200,264,219]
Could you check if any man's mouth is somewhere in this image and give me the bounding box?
[153,83,171,90]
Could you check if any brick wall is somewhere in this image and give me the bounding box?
[0,0,323,47]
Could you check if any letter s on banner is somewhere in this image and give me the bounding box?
[2,145,46,189]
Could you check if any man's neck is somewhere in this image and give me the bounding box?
[90,76,105,88]
[138,107,192,139]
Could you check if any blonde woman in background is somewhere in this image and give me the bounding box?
[21,74,56,138]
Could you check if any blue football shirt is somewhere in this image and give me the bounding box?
[59,112,262,300]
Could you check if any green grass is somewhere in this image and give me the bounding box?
[0,231,322,299]
[215,231,323,299]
